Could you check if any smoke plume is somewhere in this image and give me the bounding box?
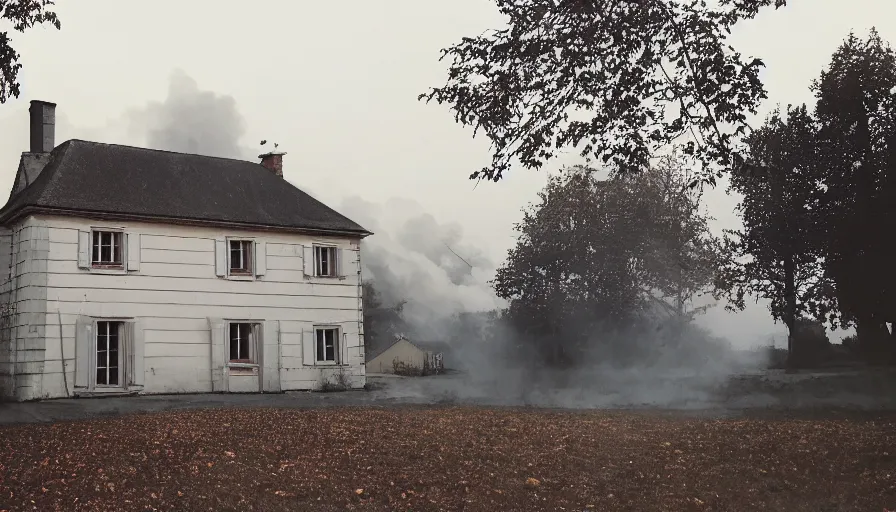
[123,69,254,160]
[93,70,776,410]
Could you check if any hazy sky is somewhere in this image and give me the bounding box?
[2,0,894,347]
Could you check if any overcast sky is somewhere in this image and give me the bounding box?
[2,0,893,348]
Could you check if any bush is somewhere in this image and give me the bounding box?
[317,367,353,392]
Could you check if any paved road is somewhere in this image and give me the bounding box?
[2,370,895,425]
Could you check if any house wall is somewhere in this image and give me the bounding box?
[367,339,426,374]
[0,217,50,400]
[6,214,366,400]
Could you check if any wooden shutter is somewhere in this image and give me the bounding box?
[129,320,145,387]
[77,231,90,269]
[214,238,226,277]
[302,245,314,277]
[126,233,141,271]
[255,241,267,277]
[208,317,226,391]
[261,320,280,392]
[74,316,92,389]
[337,248,346,278]
[302,328,315,366]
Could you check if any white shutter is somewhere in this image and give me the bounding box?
[214,238,226,277]
[130,320,145,387]
[261,320,280,392]
[77,231,90,269]
[208,317,227,391]
[74,316,92,389]
[126,233,141,271]
[302,245,314,277]
[337,248,346,278]
[303,329,315,366]
[255,241,267,277]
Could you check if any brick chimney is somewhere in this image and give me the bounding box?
[29,100,56,153]
[259,151,286,177]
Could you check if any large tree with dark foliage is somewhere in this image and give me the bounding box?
[494,154,718,365]
[812,29,896,352]
[715,105,824,365]
[1,0,60,104]
[421,0,786,186]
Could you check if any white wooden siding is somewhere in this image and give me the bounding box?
[5,214,365,399]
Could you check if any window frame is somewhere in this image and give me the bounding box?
[225,321,261,376]
[314,325,341,365]
[225,237,256,280]
[91,229,125,269]
[228,322,255,364]
[313,244,338,278]
[91,319,133,389]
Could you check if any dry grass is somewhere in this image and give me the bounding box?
[0,406,894,511]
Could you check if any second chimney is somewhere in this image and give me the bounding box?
[259,151,286,177]
[29,100,56,153]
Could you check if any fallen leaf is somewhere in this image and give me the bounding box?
[355,488,364,495]
[525,477,541,488]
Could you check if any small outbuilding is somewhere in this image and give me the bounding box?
[366,336,449,375]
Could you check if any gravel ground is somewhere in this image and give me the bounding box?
[1,406,894,512]
[0,369,894,511]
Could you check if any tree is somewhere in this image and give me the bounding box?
[812,29,896,353]
[361,280,406,352]
[493,152,719,365]
[1,1,60,104]
[715,105,824,366]
[421,0,786,186]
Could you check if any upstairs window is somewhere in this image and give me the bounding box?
[229,322,253,363]
[315,326,340,363]
[314,245,337,277]
[92,231,123,268]
[229,240,253,275]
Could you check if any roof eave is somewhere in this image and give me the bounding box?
[0,205,374,238]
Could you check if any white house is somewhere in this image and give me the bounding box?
[0,100,372,401]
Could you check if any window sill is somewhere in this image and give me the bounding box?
[226,273,256,281]
[88,266,128,275]
[227,362,259,368]
[305,275,347,283]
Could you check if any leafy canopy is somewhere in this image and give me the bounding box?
[0,0,60,104]
[493,152,719,360]
[422,0,786,185]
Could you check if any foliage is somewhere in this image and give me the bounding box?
[1,0,60,104]
[362,280,406,353]
[812,29,896,345]
[422,0,786,186]
[493,152,719,364]
[715,105,824,341]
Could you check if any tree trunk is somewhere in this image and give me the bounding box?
[783,256,797,369]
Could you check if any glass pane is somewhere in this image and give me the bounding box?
[96,348,105,366]
[109,367,118,386]
[108,326,119,351]
[96,368,106,385]
[92,234,100,262]
[316,329,324,360]
[113,234,122,263]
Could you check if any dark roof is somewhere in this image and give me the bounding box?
[0,140,371,235]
